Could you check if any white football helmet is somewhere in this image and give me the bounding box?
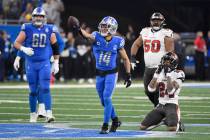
[98,16,118,36]
[32,7,46,26]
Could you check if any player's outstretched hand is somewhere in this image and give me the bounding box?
[13,56,21,71]
[20,46,34,56]
[130,56,139,70]
[51,59,59,75]
[124,73,132,88]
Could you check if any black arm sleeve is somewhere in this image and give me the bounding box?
[51,42,59,55]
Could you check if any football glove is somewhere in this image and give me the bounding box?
[20,46,34,56]
[13,56,21,71]
[130,55,139,70]
[51,59,59,75]
[124,73,132,88]
[155,64,163,74]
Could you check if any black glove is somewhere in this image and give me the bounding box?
[155,64,163,74]
[124,73,132,88]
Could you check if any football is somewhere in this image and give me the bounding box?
[67,16,80,29]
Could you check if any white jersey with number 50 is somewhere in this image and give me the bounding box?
[140,27,173,68]
[157,70,185,105]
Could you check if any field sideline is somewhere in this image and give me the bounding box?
[0,82,209,139]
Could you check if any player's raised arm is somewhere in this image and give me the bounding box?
[80,28,95,41]
[68,16,95,42]
[148,64,162,92]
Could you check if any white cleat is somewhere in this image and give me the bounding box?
[30,112,37,123]
[46,110,55,123]
[37,104,46,118]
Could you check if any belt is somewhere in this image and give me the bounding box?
[95,68,118,76]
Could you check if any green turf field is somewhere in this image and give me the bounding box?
[0,84,210,139]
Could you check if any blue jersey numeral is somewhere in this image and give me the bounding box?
[99,51,111,66]
[32,33,47,47]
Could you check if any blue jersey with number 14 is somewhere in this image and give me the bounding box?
[21,23,55,62]
[92,31,125,71]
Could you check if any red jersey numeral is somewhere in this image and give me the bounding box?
[144,39,161,53]
[159,82,175,98]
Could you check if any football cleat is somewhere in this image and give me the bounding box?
[37,104,46,118]
[178,121,185,132]
[30,112,37,123]
[46,110,55,123]
[99,123,109,134]
[109,117,121,132]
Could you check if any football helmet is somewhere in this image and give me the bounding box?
[32,7,46,26]
[160,52,178,73]
[150,12,165,31]
[98,16,118,36]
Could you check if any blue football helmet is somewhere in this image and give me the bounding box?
[32,7,46,26]
[98,16,118,36]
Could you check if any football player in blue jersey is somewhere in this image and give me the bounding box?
[13,7,60,123]
[13,24,65,119]
[72,16,132,134]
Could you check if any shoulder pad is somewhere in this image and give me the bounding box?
[162,28,173,38]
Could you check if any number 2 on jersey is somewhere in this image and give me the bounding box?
[159,82,175,98]
[144,39,160,53]
[32,33,46,47]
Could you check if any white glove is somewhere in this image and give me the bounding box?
[130,56,139,70]
[20,46,34,56]
[51,59,59,74]
[13,56,21,71]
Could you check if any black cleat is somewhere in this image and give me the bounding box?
[109,117,121,132]
[99,123,109,134]
[38,114,46,118]
[178,121,185,132]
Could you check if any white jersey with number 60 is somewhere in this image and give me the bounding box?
[140,27,173,68]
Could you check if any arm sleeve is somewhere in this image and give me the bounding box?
[21,24,26,31]
[118,38,125,50]
[55,32,65,53]
[17,50,24,58]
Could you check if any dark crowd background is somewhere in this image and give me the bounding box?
[0,0,210,83]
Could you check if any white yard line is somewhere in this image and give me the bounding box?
[0,112,209,120]
[1,106,210,114]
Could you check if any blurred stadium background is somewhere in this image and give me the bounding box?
[0,0,210,139]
